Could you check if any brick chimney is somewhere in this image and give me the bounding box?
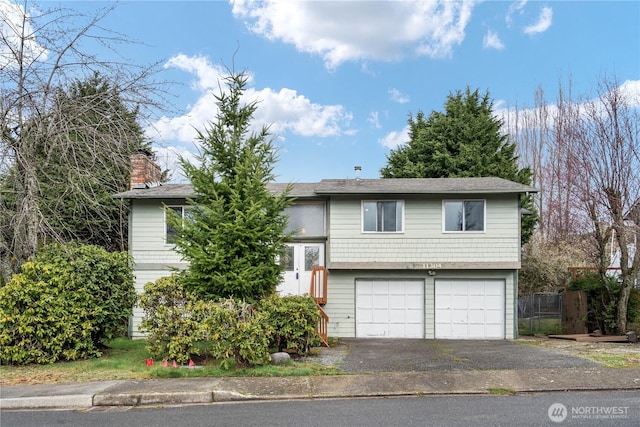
[130,150,161,190]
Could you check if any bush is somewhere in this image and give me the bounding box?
[0,243,135,365]
[139,279,324,368]
[140,277,272,368]
[139,274,205,364]
[201,298,272,369]
[568,273,639,334]
[258,294,321,355]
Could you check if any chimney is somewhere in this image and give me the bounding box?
[130,150,161,190]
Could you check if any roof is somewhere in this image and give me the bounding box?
[314,177,537,194]
[113,177,538,200]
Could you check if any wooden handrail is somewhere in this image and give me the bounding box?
[316,304,329,347]
[310,265,328,305]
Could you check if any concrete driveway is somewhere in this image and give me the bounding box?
[336,338,599,373]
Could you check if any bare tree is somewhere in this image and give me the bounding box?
[572,75,640,333]
[0,1,166,282]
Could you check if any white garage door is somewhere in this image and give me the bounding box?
[435,279,505,339]
[356,280,424,338]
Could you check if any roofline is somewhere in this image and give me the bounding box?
[114,177,539,200]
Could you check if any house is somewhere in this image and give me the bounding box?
[115,153,538,340]
[608,201,640,288]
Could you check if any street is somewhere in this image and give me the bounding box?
[2,390,638,427]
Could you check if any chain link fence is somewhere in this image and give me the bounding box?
[518,292,562,335]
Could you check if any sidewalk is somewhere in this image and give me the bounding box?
[2,366,640,410]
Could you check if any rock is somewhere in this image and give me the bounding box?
[270,352,291,365]
[626,331,637,343]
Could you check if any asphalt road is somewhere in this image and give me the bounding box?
[3,390,638,427]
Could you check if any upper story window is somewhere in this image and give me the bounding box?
[362,200,404,233]
[284,203,326,237]
[165,205,191,244]
[443,200,485,232]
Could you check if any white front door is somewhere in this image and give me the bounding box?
[278,243,324,296]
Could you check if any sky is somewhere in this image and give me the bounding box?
[6,1,640,183]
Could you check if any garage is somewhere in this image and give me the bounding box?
[356,280,424,338]
[435,279,505,339]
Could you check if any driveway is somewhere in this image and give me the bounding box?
[335,338,599,373]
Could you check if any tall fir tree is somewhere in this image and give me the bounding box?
[381,87,537,244]
[172,70,292,301]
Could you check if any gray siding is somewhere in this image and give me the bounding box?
[129,199,188,337]
[324,270,517,339]
[328,195,520,266]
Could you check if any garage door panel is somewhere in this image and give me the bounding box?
[373,309,389,323]
[435,280,505,339]
[389,295,406,308]
[405,309,423,323]
[468,309,485,323]
[452,297,468,309]
[356,280,424,338]
[486,310,503,323]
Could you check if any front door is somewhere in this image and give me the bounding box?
[278,243,324,296]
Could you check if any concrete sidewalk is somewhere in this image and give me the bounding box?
[2,366,640,410]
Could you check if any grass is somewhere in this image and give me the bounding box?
[518,317,563,336]
[487,388,516,395]
[516,337,640,368]
[586,354,640,368]
[0,337,340,386]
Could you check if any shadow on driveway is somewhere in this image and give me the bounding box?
[337,339,599,373]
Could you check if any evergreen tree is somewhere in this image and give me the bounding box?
[41,74,151,251]
[0,73,150,261]
[381,87,537,244]
[172,70,291,302]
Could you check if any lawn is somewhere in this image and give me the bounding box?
[0,338,340,386]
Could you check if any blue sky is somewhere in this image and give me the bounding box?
[12,1,640,182]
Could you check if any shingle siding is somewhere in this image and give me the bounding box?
[328,195,520,266]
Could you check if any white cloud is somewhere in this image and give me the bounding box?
[483,29,505,50]
[379,126,409,150]
[524,6,552,35]
[248,86,353,137]
[164,54,229,91]
[153,145,198,183]
[0,0,48,68]
[231,0,478,69]
[146,54,352,151]
[368,111,381,129]
[496,79,640,135]
[389,88,410,104]
[620,80,640,107]
[506,0,527,27]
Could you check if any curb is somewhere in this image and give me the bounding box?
[2,367,640,410]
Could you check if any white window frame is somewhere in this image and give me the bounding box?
[442,199,486,233]
[165,205,190,244]
[361,200,404,233]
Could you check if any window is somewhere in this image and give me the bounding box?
[284,203,325,236]
[363,201,403,232]
[443,200,485,232]
[165,206,191,244]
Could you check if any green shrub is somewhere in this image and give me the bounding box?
[258,294,321,355]
[139,274,204,364]
[201,298,271,369]
[139,280,323,368]
[0,243,135,365]
[568,273,638,334]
